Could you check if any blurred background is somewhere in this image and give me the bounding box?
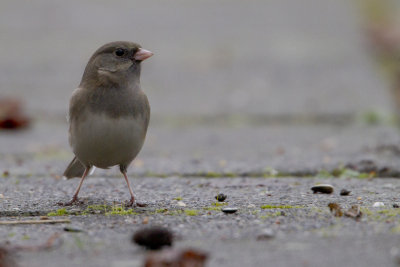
[1,0,400,178]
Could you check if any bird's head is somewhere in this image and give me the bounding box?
[80,41,153,88]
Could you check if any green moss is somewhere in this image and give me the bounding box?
[47,208,69,216]
[204,172,221,178]
[263,167,279,177]
[260,211,282,219]
[105,205,136,216]
[203,206,221,211]
[360,207,372,216]
[212,202,228,207]
[80,205,109,215]
[155,208,168,213]
[86,205,108,211]
[196,171,237,178]
[261,205,302,209]
[316,169,332,178]
[173,197,182,201]
[144,171,168,178]
[377,209,400,217]
[184,209,199,216]
[169,210,184,216]
[8,232,15,238]
[361,208,400,221]
[317,166,373,179]
[22,235,30,240]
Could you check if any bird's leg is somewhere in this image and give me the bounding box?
[121,166,146,207]
[59,167,90,206]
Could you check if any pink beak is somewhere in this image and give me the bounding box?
[134,48,153,61]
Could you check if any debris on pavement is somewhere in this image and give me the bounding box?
[63,226,84,233]
[393,204,400,208]
[215,193,227,202]
[373,202,385,207]
[344,205,362,221]
[221,207,238,214]
[328,203,343,217]
[256,228,275,240]
[177,201,186,207]
[0,246,16,267]
[133,226,173,250]
[144,248,208,267]
[0,219,71,225]
[340,189,351,196]
[311,184,334,194]
[7,233,62,253]
[0,98,30,130]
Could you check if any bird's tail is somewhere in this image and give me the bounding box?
[63,156,86,179]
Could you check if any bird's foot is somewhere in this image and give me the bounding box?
[57,197,83,206]
[125,197,147,207]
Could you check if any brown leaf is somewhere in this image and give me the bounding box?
[0,98,30,130]
[344,205,362,221]
[328,203,343,217]
[145,248,207,267]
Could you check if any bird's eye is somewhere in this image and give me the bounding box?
[115,48,125,57]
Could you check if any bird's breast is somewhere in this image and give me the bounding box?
[70,112,147,169]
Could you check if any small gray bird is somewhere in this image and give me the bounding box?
[62,41,153,206]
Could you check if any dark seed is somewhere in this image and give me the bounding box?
[215,193,227,202]
[393,203,400,208]
[63,227,83,233]
[133,226,173,250]
[311,184,334,194]
[340,189,351,196]
[221,207,238,214]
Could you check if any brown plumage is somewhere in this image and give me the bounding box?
[62,41,153,206]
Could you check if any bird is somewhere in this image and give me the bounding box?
[61,41,153,206]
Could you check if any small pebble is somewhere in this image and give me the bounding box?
[393,204,400,208]
[215,193,227,202]
[340,189,351,196]
[177,201,186,207]
[373,202,384,207]
[221,207,238,214]
[311,184,334,194]
[133,226,173,250]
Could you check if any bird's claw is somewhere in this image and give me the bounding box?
[125,198,147,207]
[57,197,83,206]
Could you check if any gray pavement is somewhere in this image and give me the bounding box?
[1,0,400,266]
[2,177,400,267]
